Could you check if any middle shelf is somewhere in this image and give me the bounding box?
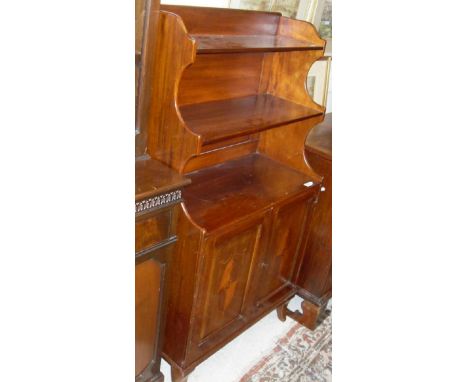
[179,94,323,145]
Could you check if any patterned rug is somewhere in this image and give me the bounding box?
[239,314,332,382]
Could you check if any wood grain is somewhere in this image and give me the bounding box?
[135,258,161,375]
[178,53,264,106]
[136,158,190,201]
[183,154,318,233]
[136,0,160,157]
[160,5,280,36]
[193,34,323,54]
[144,11,201,172]
[180,94,322,145]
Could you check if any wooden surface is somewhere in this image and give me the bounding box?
[145,10,200,172]
[136,0,161,157]
[184,153,318,233]
[180,94,322,145]
[136,158,190,201]
[160,5,281,36]
[193,34,323,54]
[135,257,162,375]
[146,6,326,173]
[163,184,317,375]
[135,208,173,253]
[178,53,264,106]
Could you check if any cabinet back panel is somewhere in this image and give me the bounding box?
[178,53,264,106]
[161,5,280,36]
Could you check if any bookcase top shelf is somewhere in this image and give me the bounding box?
[179,94,323,145]
[183,153,320,233]
[192,34,323,54]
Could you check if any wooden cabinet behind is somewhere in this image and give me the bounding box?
[291,113,332,329]
[135,159,190,382]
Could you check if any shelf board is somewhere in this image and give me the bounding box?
[192,34,323,54]
[179,94,323,145]
[184,154,319,233]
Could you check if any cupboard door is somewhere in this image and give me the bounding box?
[253,196,312,309]
[190,216,267,358]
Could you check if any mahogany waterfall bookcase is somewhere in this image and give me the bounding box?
[141,5,330,381]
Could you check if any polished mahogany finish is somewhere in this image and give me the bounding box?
[147,6,326,173]
[183,154,320,233]
[136,0,162,157]
[193,34,323,54]
[180,94,322,145]
[143,5,327,381]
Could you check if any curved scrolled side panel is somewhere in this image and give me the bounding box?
[144,11,201,173]
[259,50,325,113]
[258,18,326,179]
[278,16,326,49]
[258,117,324,180]
[260,17,326,112]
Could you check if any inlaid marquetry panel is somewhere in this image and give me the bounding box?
[198,223,263,342]
[135,208,174,253]
[253,196,311,308]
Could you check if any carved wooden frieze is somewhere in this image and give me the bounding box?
[135,189,182,215]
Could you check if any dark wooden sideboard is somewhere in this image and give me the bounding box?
[135,159,190,382]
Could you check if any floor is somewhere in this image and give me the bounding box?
[160,297,305,382]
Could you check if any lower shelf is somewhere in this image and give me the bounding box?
[183,153,319,233]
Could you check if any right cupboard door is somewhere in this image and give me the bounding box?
[252,195,313,311]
